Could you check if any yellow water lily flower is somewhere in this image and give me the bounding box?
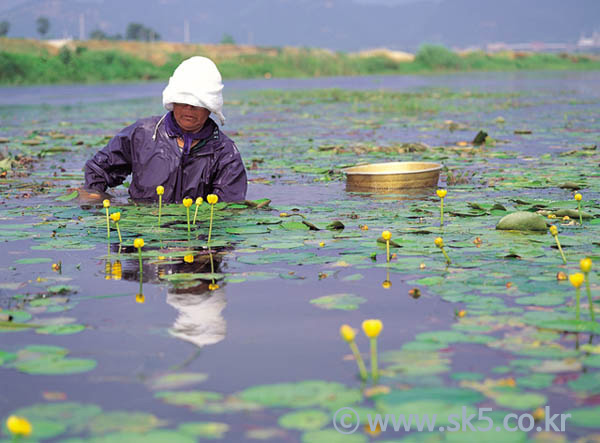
[362,319,383,338]
[133,238,144,249]
[156,185,164,195]
[581,258,592,273]
[381,230,392,241]
[319,241,325,247]
[434,237,444,248]
[382,280,392,289]
[184,254,194,263]
[436,189,447,198]
[6,415,32,437]
[574,193,582,201]
[549,225,558,236]
[182,198,193,208]
[102,199,110,208]
[195,197,203,205]
[208,283,220,291]
[569,273,584,289]
[207,194,219,205]
[135,293,145,303]
[340,324,356,343]
[110,212,121,222]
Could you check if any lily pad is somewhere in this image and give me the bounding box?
[496,212,547,231]
[309,294,366,311]
[278,409,329,431]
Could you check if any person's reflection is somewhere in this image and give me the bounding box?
[106,245,227,347]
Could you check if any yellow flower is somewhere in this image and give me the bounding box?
[135,293,145,303]
[457,310,466,318]
[574,193,582,201]
[111,261,122,280]
[533,407,545,421]
[51,263,60,272]
[156,185,164,195]
[382,280,392,289]
[182,198,193,208]
[562,215,570,221]
[319,241,325,247]
[279,212,288,217]
[547,214,556,219]
[340,324,356,342]
[381,230,392,241]
[436,189,447,198]
[434,237,444,248]
[362,319,383,338]
[569,273,585,289]
[207,194,219,205]
[110,212,121,222]
[102,199,110,208]
[580,258,592,273]
[133,238,144,249]
[556,271,567,281]
[549,225,558,236]
[195,197,203,205]
[360,225,369,231]
[6,415,32,437]
[208,283,220,291]
[184,254,194,263]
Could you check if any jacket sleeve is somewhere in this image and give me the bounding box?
[211,142,248,202]
[84,123,137,192]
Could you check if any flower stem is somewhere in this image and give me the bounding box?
[105,207,110,239]
[578,201,583,225]
[576,287,581,321]
[370,337,379,381]
[208,204,215,249]
[137,247,143,279]
[442,247,451,265]
[585,272,595,321]
[386,240,390,263]
[193,204,200,225]
[186,207,191,234]
[554,236,567,264]
[348,341,368,380]
[116,222,122,244]
[158,195,162,228]
[440,198,444,226]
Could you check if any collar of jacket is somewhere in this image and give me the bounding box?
[154,114,221,155]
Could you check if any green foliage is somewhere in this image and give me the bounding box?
[220,33,235,44]
[125,22,160,41]
[0,21,9,37]
[36,16,50,37]
[415,44,464,69]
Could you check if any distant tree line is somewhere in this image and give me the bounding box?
[0,21,9,37]
[89,23,160,41]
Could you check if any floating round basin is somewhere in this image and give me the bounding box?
[343,161,442,191]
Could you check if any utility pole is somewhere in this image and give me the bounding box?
[79,13,84,41]
[184,19,190,43]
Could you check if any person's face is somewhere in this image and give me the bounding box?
[172,103,210,132]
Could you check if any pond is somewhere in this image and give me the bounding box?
[0,71,599,442]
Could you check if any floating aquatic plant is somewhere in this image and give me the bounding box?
[436,189,447,226]
[110,212,122,243]
[193,197,203,225]
[569,273,585,320]
[183,198,193,235]
[381,230,391,263]
[434,237,451,265]
[581,258,594,321]
[340,324,368,381]
[362,319,383,381]
[206,194,219,248]
[6,415,32,437]
[184,254,194,264]
[103,199,110,239]
[574,193,583,225]
[156,185,164,227]
[549,226,567,264]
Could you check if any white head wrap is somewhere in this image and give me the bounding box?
[162,56,226,125]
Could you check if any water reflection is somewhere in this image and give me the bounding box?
[104,244,227,348]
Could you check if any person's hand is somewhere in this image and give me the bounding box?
[76,187,113,204]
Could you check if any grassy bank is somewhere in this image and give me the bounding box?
[1,37,599,85]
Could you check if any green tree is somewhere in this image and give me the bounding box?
[0,21,9,37]
[125,22,160,41]
[36,16,50,38]
[220,33,235,44]
[89,29,108,40]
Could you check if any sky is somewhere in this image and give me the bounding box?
[1,0,599,52]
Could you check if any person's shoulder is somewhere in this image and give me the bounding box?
[134,115,165,131]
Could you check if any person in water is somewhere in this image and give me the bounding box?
[83,56,247,203]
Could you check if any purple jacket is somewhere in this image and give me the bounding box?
[84,115,247,203]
